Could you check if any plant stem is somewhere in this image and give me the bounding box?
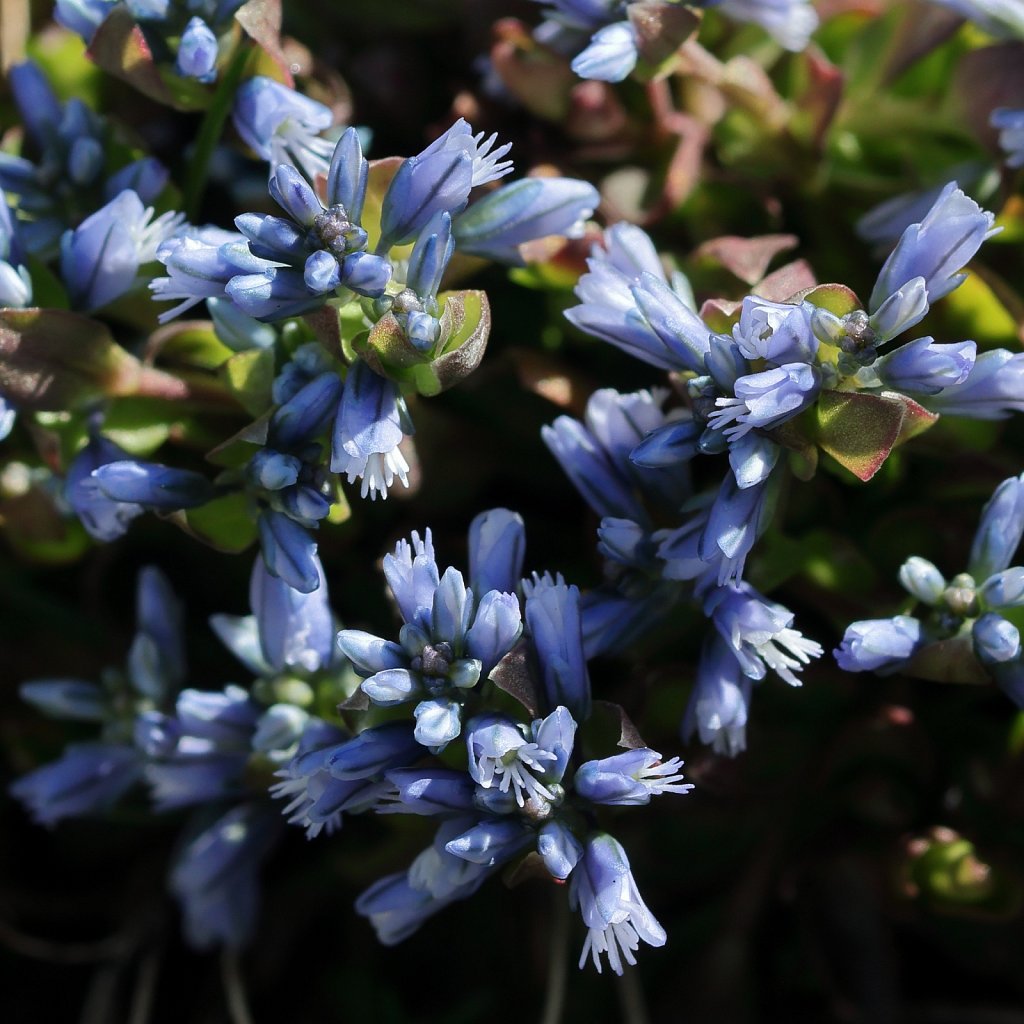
[221,948,255,1024]
[184,43,252,222]
[539,888,570,1024]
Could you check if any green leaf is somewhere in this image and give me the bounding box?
[799,283,863,317]
[414,290,491,397]
[939,270,1019,347]
[146,321,234,371]
[219,348,276,417]
[0,485,90,564]
[361,158,407,255]
[101,398,174,456]
[903,634,991,687]
[814,389,907,481]
[206,412,272,468]
[180,491,257,553]
[0,308,141,411]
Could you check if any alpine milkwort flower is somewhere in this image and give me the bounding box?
[924,0,1024,38]
[0,188,31,310]
[330,359,412,501]
[532,0,817,84]
[211,554,337,681]
[10,567,185,825]
[0,60,169,256]
[60,189,184,311]
[338,519,524,751]
[992,108,1024,168]
[570,832,667,974]
[365,701,691,974]
[232,76,338,181]
[836,472,1024,707]
[57,0,248,85]
[375,118,513,252]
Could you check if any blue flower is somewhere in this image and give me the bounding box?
[60,190,184,311]
[464,706,575,807]
[523,572,591,721]
[210,554,336,678]
[574,748,692,805]
[10,566,185,824]
[90,458,214,511]
[569,832,666,975]
[684,637,753,756]
[0,62,168,256]
[356,819,496,944]
[65,434,146,541]
[451,176,598,264]
[150,225,254,321]
[176,17,218,82]
[992,108,1024,168]
[10,744,143,826]
[270,720,414,838]
[705,581,823,686]
[233,76,337,179]
[468,507,526,596]
[376,118,513,252]
[571,21,639,82]
[339,521,524,751]
[924,0,1024,37]
[330,360,411,500]
[869,183,998,316]
[834,616,924,673]
[926,350,1024,420]
[969,472,1024,581]
[169,802,282,950]
[709,0,819,51]
[869,336,976,396]
[566,223,710,372]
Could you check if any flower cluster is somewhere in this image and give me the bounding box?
[836,472,1024,709]
[547,182,1021,751]
[56,0,247,83]
[0,60,169,257]
[322,509,692,974]
[62,112,598,590]
[10,555,358,949]
[532,0,819,83]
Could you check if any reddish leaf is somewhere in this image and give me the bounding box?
[757,259,817,302]
[798,50,844,151]
[699,297,742,332]
[489,640,541,719]
[628,2,700,76]
[593,699,647,750]
[815,390,906,481]
[0,308,140,411]
[695,234,798,286]
[235,0,293,85]
[953,43,1024,150]
[88,7,178,108]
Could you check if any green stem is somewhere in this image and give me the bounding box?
[128,364,239,409]
[184,43,252,222]
[221,948,255,1024]
[616,966,652,1024]
[539,889,570,1024]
